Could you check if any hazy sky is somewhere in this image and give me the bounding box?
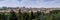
[0,0,60,8]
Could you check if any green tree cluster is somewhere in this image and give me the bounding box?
[0,10,60,20]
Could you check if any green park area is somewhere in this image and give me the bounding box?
[0,10,60,20]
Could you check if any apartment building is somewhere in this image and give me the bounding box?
[0,8,60,13]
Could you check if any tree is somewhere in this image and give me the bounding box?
[19,9,21,14]
[2,6,7,10]
[2,13,6,20]
[0,13,7,20]
[23,12,29,20]
[49,10,60,20]
[9,9,18,20]
[30,11,35,20]
[18,9,23,20]
[36,11,43,20]
[49,10,60,14]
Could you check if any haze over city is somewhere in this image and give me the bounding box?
[0,0,60,8]
[0,0,60,20]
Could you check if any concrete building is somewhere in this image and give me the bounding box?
[0,8,60,13]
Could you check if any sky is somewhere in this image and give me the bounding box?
[0,0,60,8]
